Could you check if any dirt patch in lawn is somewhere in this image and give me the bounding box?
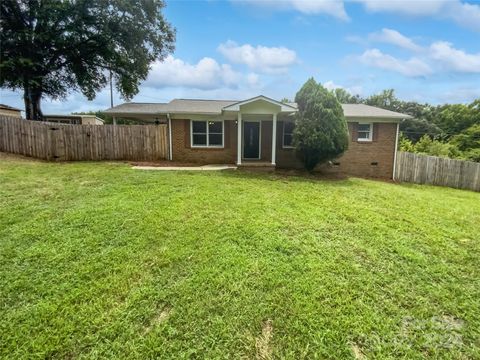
[255,319,273,360]
[350,342,366,359]
[142,305,172,335]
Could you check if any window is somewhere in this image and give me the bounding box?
[191,120,224,147]
[283,121,295,148]
[357,123,372,141]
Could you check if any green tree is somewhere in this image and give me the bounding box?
[330,88,363,104]
[399,134,415,152]
[1,0,175,120]
[434,101,480,137]
[365,89,400,110]
[413,135,461,159]
[293,78,349,171]
[451,124,480,154]
[464,149,480,162]
[400,118,443,142]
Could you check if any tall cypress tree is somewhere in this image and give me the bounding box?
[293,78,349,171]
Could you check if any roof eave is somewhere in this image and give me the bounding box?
[345,115,410,122]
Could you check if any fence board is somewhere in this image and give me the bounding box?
[395,151,480,192]
[0,116,168,162]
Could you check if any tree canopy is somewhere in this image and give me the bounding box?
[0,0,175,120]
[293,78,349,171]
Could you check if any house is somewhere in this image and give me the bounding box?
[43,114,104,125]
[105,95,411,179]
[0,104,22,118]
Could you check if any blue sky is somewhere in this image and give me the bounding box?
[2,0,480,114]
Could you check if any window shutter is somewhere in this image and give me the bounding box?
[372,123,379,142]
[184,120,190,148]
[350,122,358,142]
[224,121,230,148]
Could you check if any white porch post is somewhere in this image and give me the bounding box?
[271,113,277,166]
[237,112,242,165]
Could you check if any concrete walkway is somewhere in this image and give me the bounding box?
[133,164,237,171]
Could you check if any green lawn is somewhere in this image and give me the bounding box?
[0,154,479,359]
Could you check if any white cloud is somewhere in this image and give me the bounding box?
[238,1,480,31]
[217,40,298,74]
[447,1,480,32]
[357,0,448,16]
[238,0,349,20]
[429,41,480,73]
[323,80,362,95]
[435,85,480,103]
[144,55,240,90]
[369,28,422,52]
[286,0,348,19]
[356,0,480,31]
[323,80,343,91]
[246,73,260,87]
[358,49,433,77]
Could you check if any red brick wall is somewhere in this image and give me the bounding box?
[171,119,237,164]
[276,121,398,178]
[171,118,398,179]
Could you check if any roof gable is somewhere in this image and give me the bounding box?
[222,95,297,112]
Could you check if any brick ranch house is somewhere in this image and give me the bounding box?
[105,95,412,179]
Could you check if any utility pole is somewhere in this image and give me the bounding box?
[109,69,114,108]
[110,69,116,125]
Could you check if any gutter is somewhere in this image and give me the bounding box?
[167,113,173,161]
[392,121,401,181]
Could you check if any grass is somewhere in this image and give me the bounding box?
[0,154,479,359]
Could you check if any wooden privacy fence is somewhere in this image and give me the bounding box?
[0,116,168,161]
[395,151,480,192]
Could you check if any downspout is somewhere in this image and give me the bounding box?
[392,121,400,181]
[167,113,173,161]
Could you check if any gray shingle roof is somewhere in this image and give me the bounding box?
[0,104,21,111]
[105,98,411,119]
[341,104,411,119]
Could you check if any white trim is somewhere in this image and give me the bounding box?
[242,120,261,160]
[167,114,173,160]
[223,95,297,112]
[190,119,224,148]
[357,122,373,142]
[282,120,295,149]
[271,113,277,166]
[393,122,400,180]
[237,113,242,165]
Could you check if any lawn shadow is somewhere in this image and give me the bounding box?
[222,167,388,188]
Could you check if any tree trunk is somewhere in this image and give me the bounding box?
[24,83,43,121]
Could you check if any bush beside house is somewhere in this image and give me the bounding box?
[293,78,349,171]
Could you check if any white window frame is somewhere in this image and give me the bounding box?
[357,122,373,142]
[282,121,295,148]
[190,120,224,148]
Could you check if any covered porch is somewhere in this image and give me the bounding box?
[222,96,296,166]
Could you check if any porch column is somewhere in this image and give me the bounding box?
[271,113,277,166]
[237,112,242,165]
